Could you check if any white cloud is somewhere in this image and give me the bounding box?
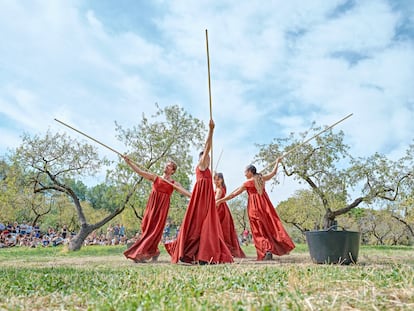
[0,127,23,156]
[0,0,413,204]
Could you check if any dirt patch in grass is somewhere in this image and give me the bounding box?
[4,250,411,268]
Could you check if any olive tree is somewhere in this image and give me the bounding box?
[277,189,326,232]
[0,157,23,220]
[388,143,414,239]
[256,127,413,230]
[0,156,51,224]
[13,130,115,250]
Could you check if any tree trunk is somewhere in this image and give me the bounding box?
[322,209,336,229]
[68,224,95,251]
[322,197,365,229]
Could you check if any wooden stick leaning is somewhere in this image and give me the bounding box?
[260,113,353,174]
[214,149,224,173]
[54,118,184,192]
[205,29,213,170]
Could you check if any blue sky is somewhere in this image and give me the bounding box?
[1,0,413,203]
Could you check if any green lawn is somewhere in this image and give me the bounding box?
[0,244,413,310]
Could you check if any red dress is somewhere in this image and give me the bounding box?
[124,176,174,261]
[244,179,295,260]
[216,187,246,258]
[166,167,233,264]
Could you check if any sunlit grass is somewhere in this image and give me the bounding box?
[0,244,413,310]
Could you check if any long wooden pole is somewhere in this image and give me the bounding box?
[55,118,123,157]
[260,113,353,173]
[54,118,182,191]
[205,29,213,170]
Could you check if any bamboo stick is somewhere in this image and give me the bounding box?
[214,149,224,172]
[54,118,183,192]
[260,113,353,173]
[205,29,213,170]
[55,119,123,157]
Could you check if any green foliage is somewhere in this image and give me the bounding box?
[114,103,205,179]
[86,182,120,212]
[278,189,325,231]
[256,124,414,230]
[0,156,51,224]
[111,104,205,227]
[227,194,249,233]
[356,208,413,245]
[65,179,88,201]
[0,157,26,220]
[14,130,107,181]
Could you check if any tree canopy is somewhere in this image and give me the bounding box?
[256,125,414,230]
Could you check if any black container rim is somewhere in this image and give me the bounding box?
[305,230,361,234]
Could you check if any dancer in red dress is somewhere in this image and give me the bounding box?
[216,157,295,261]
[166,120,233,264]
[123,157,191,263]
[214,172,246,258]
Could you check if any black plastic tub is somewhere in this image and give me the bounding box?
[305,229,361,265]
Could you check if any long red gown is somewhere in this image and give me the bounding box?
[166,167,233,264]
[216,187,246,258]
[124,176,174,262]
[244,179,295,260]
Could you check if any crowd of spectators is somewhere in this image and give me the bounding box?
[0,221,130,248]
[1,221,251,249]
[0,221,72,248]
[83,224,129,246]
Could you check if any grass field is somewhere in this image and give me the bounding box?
[0,244,413,310]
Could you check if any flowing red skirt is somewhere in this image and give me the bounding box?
[166,168,233,264]
[216,196,246,258]
[124,177,174,261]
[244,179,295,260]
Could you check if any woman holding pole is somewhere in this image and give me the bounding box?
[216,157,295,261]
[123,157,191,263]
[166,119,233,264]
[164,30,232,264]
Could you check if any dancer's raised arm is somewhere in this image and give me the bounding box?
[262,156,283,182]
[173,181,192,198]
[216,184,246,205]
[198,119,214,171]
[123,155,156,182]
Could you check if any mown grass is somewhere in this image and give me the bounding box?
[0,244,413,310]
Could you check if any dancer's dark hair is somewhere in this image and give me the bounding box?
[214,172,226,189]
[246,164,264,194]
